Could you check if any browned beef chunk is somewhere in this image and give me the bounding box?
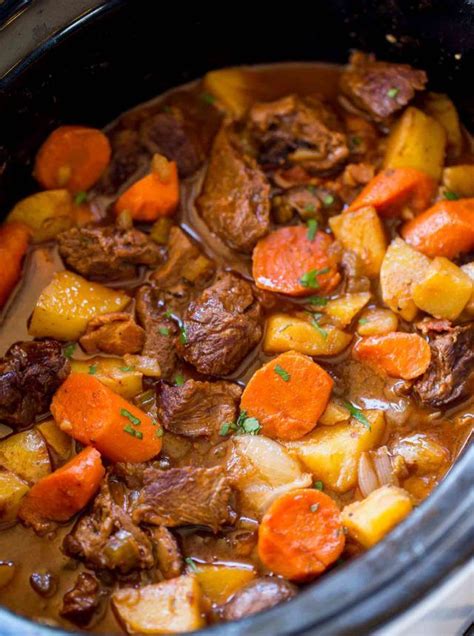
[80,312,145,355]
[60,572,102,626]
[0,340,70,428]
[247,94,349,173]
[158,379,242,437]
[413,322,474,408]
[176,273,262,376]
[221,577,297,621]
[197,126,270,253]
[95,129,147,195]
[132,466,236,532]
[340,52,427,121]
[58,226,162,281]
[151,526,183,579]
[135,285,178,379]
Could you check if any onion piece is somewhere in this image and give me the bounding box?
[358,451,379,498]
[372,446,398,487]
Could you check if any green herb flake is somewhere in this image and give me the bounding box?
[120,366,134,372]
[241,417,261,435]
[387,87,399,98]
[155,427,164,438]
[185,557,199,573]
[310,503,320,513]
[159,326,170,336]
[344,401,371,430]
[74,191,88,205]
[219,422,232,436]
[120,408,141,426]
[444,190,459,201]
[306,218,318,241]
[63,343,76,359]
[88,364,98,375]
[174,374,185,386]
[310,313,328,340]
[163,310,173,318]
[323,194,335,206]
[179,325,188,345]
[314,480,324,491]
[308,295,328,307]
[305,203,316,214]
[123,424,143,439]
[274,364,291,382]
[358,318,368,325]
[300,267,330,289]
[200,92,216,105]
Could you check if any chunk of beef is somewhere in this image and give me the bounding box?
[197,126,270,253]
[58,225,162,281]
[0,340,70,428]
[340,52,427,121]
[132,466,236,532]
[95,129,147,195]
[247,94,349,173]
[176,273,262,376]
[158,379,242,437]
[221,577,297,621]
[135,285,178,379]
[151,526,184,579]
[413,322,474,408]
[60,572,102,626]
[80,312,145,355]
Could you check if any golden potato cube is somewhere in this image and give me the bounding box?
[71,357,143,399]
[424,93,462,159]
[384,106,447,180]
[393,434,448,476]
[202,68,259,118]
[112,575,204,634]
[324,292,371,327]
[412,257,472,320]
[380,238,431,321]
[357,307,399,336]
[195,564,256,604]
[319,400,351,426]
[342,485,413,548]
[442,165,474,198]
[0,430,51,484]
[8,190,74,243]
[264,313,352,357]
[285,411,385,493]
[29,271,130,341]
[36,419,73,463]
[329,207,387,278]
[0,467,29,526]
[461,262,474,316]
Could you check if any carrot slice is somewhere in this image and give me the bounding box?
[51,373,163,462]
[0,222,30,308]
[19,447,104,525]
[34,125,111,192]
[258,489,345,581]
[240,351,333,440]
[401,198,474,258]
[353,332,431,380]
[348,167,436,217]
[252,226,340,297]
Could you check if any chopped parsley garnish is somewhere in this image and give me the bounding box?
[358,318,368,325]
[219,422,232,436]
[185,557,198,573]
[323,194,335,206]
[314,481,324,491]
[300,267,330,289]
[219,411,261,436]
[200,92,216,105]
[120,408,141,426]
[307,218,318,241]
[344,401,371,429]
[174,374,185,386]
[310,503,320,512]
[88,364,97,375]
[63,343,76,358]
[123,425,143,439]
[155,427,164,438]
[310,313,328,340]
[305,203,316,214]
[308,295,328,307]
[179,325,188,345]
[159,326,170,336]
[74,191,87,205]
[120,366,134,372]
[274,365,291,382]
[163,310,173,318]
[387,87,399,98]
[240,416,261,434]
[444,190,459,201]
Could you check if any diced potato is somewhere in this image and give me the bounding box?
[329,207,387,278]
[264,313,352,357]
[442,165,474,198]
[203,68,255,117]
[412,256,472,320]
[7,190,74,243]
[71,357,143,398]
[29,271,130,341]
[195,564,256,604]
[112,575,204,634]
[181,255,214,284]
[393,434,449,475]
[123,355,161,379]
[0,430,51,484]
[342,485,413,548]
[424,93,462,159]
[402,475,434,503]
[227,435,312,517]
[324,292,371,327]
[461,262,474,316]
[384,106,447,180]
[285,411,385,493]
[380,238,431,321]
[0,562,16,588]
[0,468,29,526]
[357,307,398,336]
[36,419,73,463]
[319,400,351,426]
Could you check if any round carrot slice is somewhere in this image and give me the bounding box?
[240,350,333,440]
[34,125,111,192]
[252,226,340,296]
[258,489,345,581]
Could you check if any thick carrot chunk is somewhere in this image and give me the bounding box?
[0,222,30,308]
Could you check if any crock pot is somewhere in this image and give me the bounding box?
[0,2,473,634]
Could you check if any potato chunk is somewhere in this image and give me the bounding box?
[412,256,472,320]
[36,419,73,463]
[285,411,385,493]
[0,430,51,484]
[380,238,431,321]
[7,190,74,243]
[442,165,474,198]
[71,357,143,399]
[357,307,398,336]
[112,575,204,634]
[195,564,256,604]
[264,313,352,357]
[342,485,413,548]
[461,262,474,316]
[423,93,462,160]
[329,207,387,277]
[29,271,130,341]
[324,292,371,327]
[0,467,29,526]
[384,107,446,180]
[319,400,351,426]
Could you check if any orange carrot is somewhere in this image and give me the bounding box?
[252,226,340,297]
[240,351,333,440]
[51,373,163,462]
[34,125,111,192]
[401,198,474,258]
[348,167,436,217]
[258,489,345,581]
[114,158,179,222]
[19,447,104,525]
[353,332,431,380]
[0,222,30,308]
